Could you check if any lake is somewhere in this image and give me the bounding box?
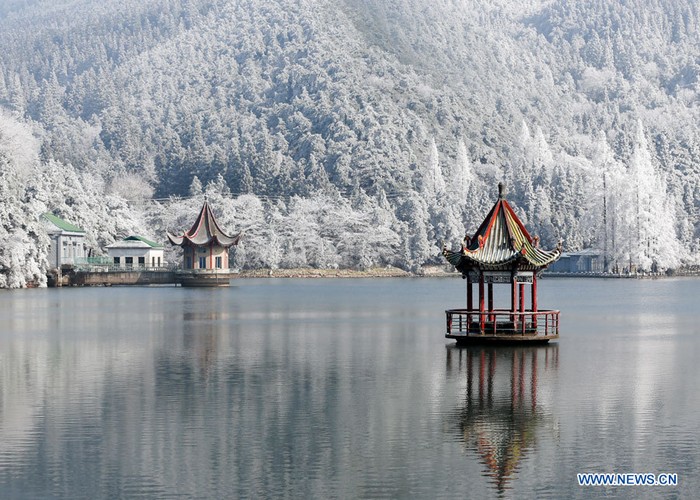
[0,277,698,499]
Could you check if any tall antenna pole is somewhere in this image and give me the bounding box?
[603,172,608,272]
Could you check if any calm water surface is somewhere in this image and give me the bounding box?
[0,278,698,498]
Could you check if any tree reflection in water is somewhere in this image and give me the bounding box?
[445,345,559,496]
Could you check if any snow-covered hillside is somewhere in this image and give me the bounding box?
[0,0,698,286]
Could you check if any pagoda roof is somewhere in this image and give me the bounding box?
[167,201,242,248]
[443,183,561,272]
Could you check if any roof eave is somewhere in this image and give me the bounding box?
[167,233,185,246]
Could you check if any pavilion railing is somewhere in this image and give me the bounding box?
[445,309,559,337]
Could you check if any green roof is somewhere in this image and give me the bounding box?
[42,213,85,233]
[125,235,163,248]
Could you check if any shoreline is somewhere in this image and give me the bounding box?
[11,267,700,290]
[236,267,417,278]
[236,268,700,279]
[234,268,700,279]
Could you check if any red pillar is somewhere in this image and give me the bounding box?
[467,276,473,311]
[467,276,474,333]
[479,274,485,334]
[487,282,494,323]
[511,277,517,326]
[519,283,526,334]
[532,274,538,329]
[531,274,538,312]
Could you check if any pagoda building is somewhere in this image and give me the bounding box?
[442,183,561,343]
[167,200,242,273]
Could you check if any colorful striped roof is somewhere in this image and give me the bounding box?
[443,183,561,272]
[167,201,242,248]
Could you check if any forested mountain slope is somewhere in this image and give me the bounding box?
[0,0,698,286]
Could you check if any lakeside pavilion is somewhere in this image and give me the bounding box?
[442,183,561,343]
[167,199,242,279]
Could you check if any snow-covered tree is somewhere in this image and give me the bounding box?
[0,111,49,287]
[448,139,473,205]
[627,121,682,270]
[421,138,446,199]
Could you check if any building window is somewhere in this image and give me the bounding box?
[185,256,192,269]
[125,257,133,268]
[157,257,161,267]
[114,257,120,265]
[215,256,222,269]
[199,256,206,269]
[138,256,145,266]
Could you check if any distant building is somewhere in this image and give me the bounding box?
[167,200,242,270]
[42,213,87,269]
[106,236,165,268]
[547,250,604,274]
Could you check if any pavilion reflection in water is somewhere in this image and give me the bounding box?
[445,345,559,495]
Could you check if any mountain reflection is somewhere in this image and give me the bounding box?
[445,345,559,496]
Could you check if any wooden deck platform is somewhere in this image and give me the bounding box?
[445,309,559,344]
[176,270,236,287]
[447,332,559,345]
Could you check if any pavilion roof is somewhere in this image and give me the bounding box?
[443,183,561,272]
[167,201,242,248]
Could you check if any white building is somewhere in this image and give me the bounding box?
[42,213,87,269]
[106,236,165,268]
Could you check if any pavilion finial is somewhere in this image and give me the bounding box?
[498,182,505,199]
